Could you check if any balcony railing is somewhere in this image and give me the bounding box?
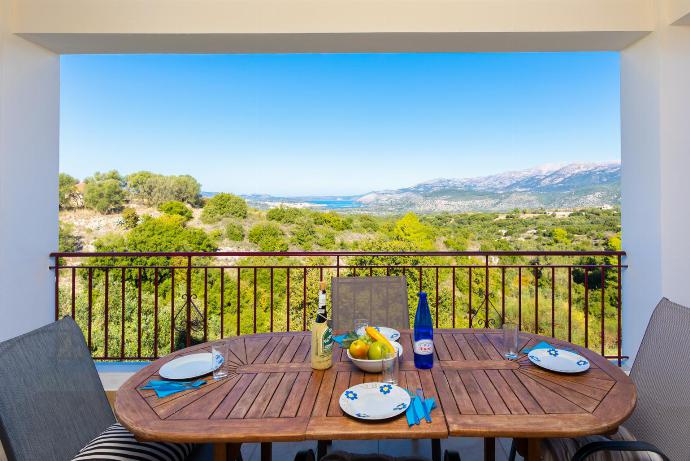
[50,251,626,364]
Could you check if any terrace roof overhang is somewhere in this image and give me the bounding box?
[12,0,654,53]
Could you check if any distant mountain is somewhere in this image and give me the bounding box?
[210,162,620,213]
[357,162,620,212]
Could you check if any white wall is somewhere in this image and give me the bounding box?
[621,1,690,361]
[0,0,59,342]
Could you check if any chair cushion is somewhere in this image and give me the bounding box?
[71,423,193,461]
[541,426,665,461]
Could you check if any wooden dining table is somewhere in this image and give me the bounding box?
[115,329,636,461]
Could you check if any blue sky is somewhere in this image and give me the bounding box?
[60,52,620,196]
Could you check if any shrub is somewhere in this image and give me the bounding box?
[248,223,287,251]
[83,171,126,214]
[158,201,193,221]
[357,215,379,232]
[551,227,571,245]
[125,215,217,253]
[201,193,248,223]
[316,231,336,249]
[58,222,83,252]
[121,207,140,229]
[290,224,316,249]
[267,206,303,224]
[209,229,224,242]
[226,222,245,241]
[313,211,352,231]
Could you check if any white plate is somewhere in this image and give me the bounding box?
[339,382,411,421]
[159,352,220,380]
[527,347,590,374]
[355,326,401,342]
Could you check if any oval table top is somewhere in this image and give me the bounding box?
[115,329,635,447]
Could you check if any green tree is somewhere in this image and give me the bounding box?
[120,207,140,229]
[158,201,193,221]
[248,223,287,251]
[126,172,202,206]
[201,193,248,223]
[393,212,435,249]
[58,173,80,209]
[83,171,126,214]
[225,222,245,241]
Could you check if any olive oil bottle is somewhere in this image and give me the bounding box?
[310,280,333,370]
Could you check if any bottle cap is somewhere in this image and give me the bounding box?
[320,280,327,291]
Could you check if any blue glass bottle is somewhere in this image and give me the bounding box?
[413,292,434,369]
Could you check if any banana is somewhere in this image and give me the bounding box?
[365,326,396,354]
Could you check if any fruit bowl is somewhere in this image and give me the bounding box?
[346,342,403,373]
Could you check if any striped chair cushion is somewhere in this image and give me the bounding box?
[72,423,193,461]
[542,426,665,461]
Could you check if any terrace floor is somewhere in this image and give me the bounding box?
[234,438,521,460]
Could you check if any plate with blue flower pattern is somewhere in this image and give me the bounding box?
[527,347,590,374]
[339,382,411,420]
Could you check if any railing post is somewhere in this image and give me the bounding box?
[54,255,60,320]
[186,255,192,348]
[485,255,489,328]
[617,254,622,366]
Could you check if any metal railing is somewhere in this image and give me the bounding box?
[50,251,626,364]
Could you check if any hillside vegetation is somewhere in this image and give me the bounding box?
[57,170,623,359]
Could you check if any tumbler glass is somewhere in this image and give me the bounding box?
[502,322,519,360]
[354,318,369,335]
[212,341,229,380]
[381,349,399,385]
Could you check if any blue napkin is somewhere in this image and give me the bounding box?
[406,396,436,426]
[522,341,575,354]
[333,334,348,346]
[140,379,206,398]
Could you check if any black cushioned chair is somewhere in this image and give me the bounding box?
[0,317,207,461]
[511,298,688,461]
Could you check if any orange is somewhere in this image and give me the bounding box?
[349,339,370,359]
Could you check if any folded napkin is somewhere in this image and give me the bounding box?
[522,341,575,354]
[406,396,436,427]
[140,379,206,398]
[333,334,348,346]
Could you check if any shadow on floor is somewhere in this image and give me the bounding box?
[239,438,523,461]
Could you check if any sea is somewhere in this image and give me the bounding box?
[305,199,363,209]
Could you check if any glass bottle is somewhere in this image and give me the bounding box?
[413,292,434,369]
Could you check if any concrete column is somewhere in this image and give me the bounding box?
[621,2,690,362]
[0,0,59,341]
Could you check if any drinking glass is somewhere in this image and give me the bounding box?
[354,318,369,335]
[502,322,519,360]
[212,341,229,380]
[381,349,399,385]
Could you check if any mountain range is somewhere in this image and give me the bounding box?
[240,162,621,213]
